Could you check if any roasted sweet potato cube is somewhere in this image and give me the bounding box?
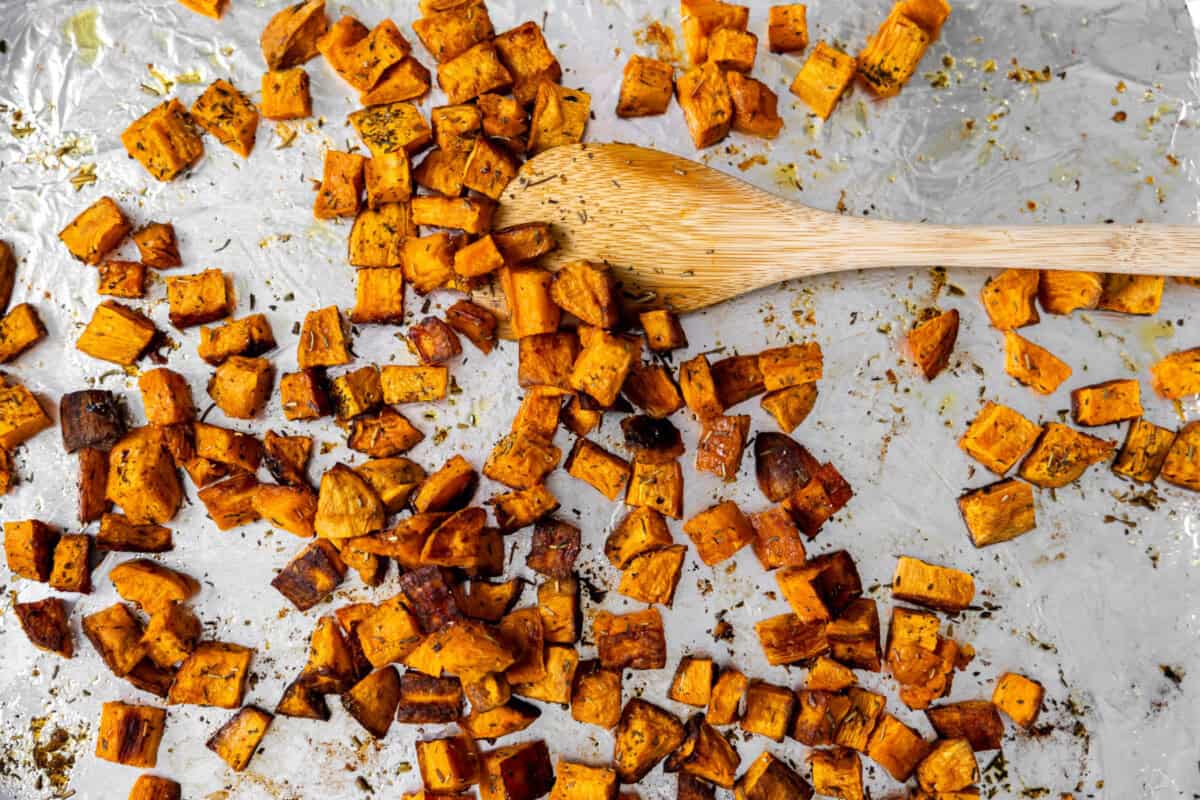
[191,79,259,157]
[297,305,350,368]
[377,365,446,405]
[197,473,262,529]
[622,414,681,461]
[475,94,528,150]
[59,390,124,453]
[207,356,273,419]
[313,149,365,219]
[403,232,458,293]
[128,774,182,800]
[892,556,974,613]
[498,607,547,685]
[678,773,716,800]
[0,303,45,363]
[594,608,667,671]
[314,463,385,538]
[1038,270,1102,314]
[898,0,952,36]
[696,414,750,482]
[865,712,929,781]
[537,578,580,644]
[560,659,621,730]
[907,309,959,380]
[299,615,363,693]
[625,456,684,519]
[550,760,618,800]
[421,507,495,569]
[703,667,747,726]
[726,72,784,138]
[83,603,145,675]
[826,598,881,672]
[479,740,555,800]
[417,734,479,792]
[518,332,578,390]
[712,354,765,408]
[463,673,515,717]
[561,395,602,437]
[504,266,562,339]
[131,222,180,269]
[350,101,433,157]
[570,330,636,407]
[461,699,540,744]
[618,545,686,606]
[980,269,1039,329]
[139,369,195,426]
[407,455,473,513]
[47,532,91,593]
[768,4,809,53]
[958,479,1036,546]
[708,27,757,72]
[675,62,733,149]
[915,738,977,792]
[617,56,674,118]
[684,500,754,565]
[1019,423,1115,488]
[413,0,493,63]
[60,196,131,264]
[441,300,497,354]
[614,699,686,783]
[1151,347,1200,399]
[170,642,253,708]
[363,153,412,211]
[354,595,423,668]
[95,702,165,768]
[15,597,73,657]
[110,559,197,614]
[494,21,561,105]
[398,564,463,633]
[270,538,345,610]
[261,0,326,69]
[992,672,1043,728]
[513,644,578,704]
[681,0,749,64]
[755,613,828,666]
[803,550,862,614]
[1072,379,1143,426]
[606,507,674,570]
[404,618,515,678]
[623,365,684,418]
[483,430,561,490]
[777,567,831,623]
[260,430,311,488]
[96,260,147,299]
[832,688,886,751]
[807,656,856,692]
[677,355,723,420]
[77,448,110,523]
[857,9,931,97]
[251,484,316,537]
[142,602,200,668]
[1161,422,1200,491]
[749,506,806,570]
[206,706,273,772]
[192,422,261,473]
[121,99,205,182]
[528,82,591,154]
[342,666,401,738]
[412,195,496,234]
[409,317,462,365]
[565,438,631,500]
[488,484,558,533]
[737,751,813,800]
[437,41,512,104]
[349,407,426,456]
[0,378,51,450]
[791,42,856,119]
[462,139,518,201]
[521,518,580,580]
[339,19,412,92]
[739,681,795,743]
[792,690,850,746]
[326,366,381,421]
[107,429,182,524]
[758,343,822,392]
[958,402,1041,475]
[394,672,463,725]
[77,301,158,366]
[1004,331,1071,395]
[199,314,276,366]
[413,147,468,197]
[492,223,553,264]
[511,385,566,441]
[550,261,619,328]
[450,237,503,282]
[317,15,369,78]
[665,714,741,788]
[925,701,1004,752]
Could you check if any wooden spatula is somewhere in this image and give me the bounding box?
[477,142,1199,320]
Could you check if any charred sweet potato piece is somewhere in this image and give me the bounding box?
[992,671,1043,728]
[206,706,273,772]
[916,737,978,792]
[892,556,974,613]
[0,303,46,362]
[15,597,73,657]
[755,613,829,666]
[398,564,462,633]
[925,700,1004,752]
[1072,379,1143,426]
[623,364,684,418]
[271,538,346,610]
[803,550,863,614]
[980,269,1039,329]
[684,500,754,565]
[958,479,1037,546]
[614,699,686,783]
[261,0,327,69]
[1161,422,1200,491]
[706,667,748,726]
[525,518,581,580]
[60,390,124,453]
[666,713,741,788]
[199,314,276,366]
[261,431,312,487]
[409,317,462,365]
[169,642,253,708]
[594,608,667,670]
[77,301,158,366]
[618,56,674,118]
[790,41,856,118]
[958,402,1041,475]
[479,740,555,800]
[749,506,807,571]
[907,309,958,380]
[48,533,92,593]
[83,603,145,675]
[696,414,750,481]
[442,299,497,354]
[865,712,929,781]
[826,598,881,671]
[741,681,796,742]
[59,196,130,264]
[108,429,182,525]
[712,354,765,408]
[197,473,262,530]
[618,545,686,606]
[1004,331,1071,395]
[1018,423,1115,488]
[1150,347,1200,399]
[394,672,463,725]
[417,734,479,792]
[528,82,591,154]
[537,577,580,644]
[1038,270,1102,314]
[342,666,402,738]
[676,62,733,148]
[95,702,165,768]
[565,438,631,500]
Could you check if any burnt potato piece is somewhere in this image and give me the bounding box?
[620,415,684,460]
[60,390,126,452]
[397,564,462,632]
[15,596,73,657]
[526,518,581,579]
[754,432,820,502]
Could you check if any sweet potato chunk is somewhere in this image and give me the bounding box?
[48,533,92,593]
[551,261,619,328]
[139,369,195,426]
[696,414,750,481]
[412,195,496,234]
[95,702,165,768]
[142,602,200,668]
[348,203,410,268]
[0,378,51,449]
[15,597,73,657]
[170,642,253,708]
[132,222,181,269]
[59,390,125,454]
[865,712,929,781]
[77,302,158,366]
[550,760,618,800]
[571,330,637,407]
[1150,348,1200,399]
[350,101,433,157]
[907,309,958,380]
[437,41,512,104]
[110,559,197,614]
[618,545,686,606]
[676,62,733,149]
[504,266,561,339]
[706,667,748,726]
[925,701,1004,752]
[513,644,578,705]
[712,354,765,407]
[271,538,345,610]
[684,500,754,565]
[606,507,674,570]
[958,479,1037,547]
[78,448,111,523]
[1019,423,1115,488]
[741,681,795,742]
[626,456,684,519]
[206,706,273,772]
[409,317,462,365]
[708,27,757,72]
[0,303,46,362]
[790,42,856,119]
[618,56,674,118]
[313,149,365,219]
[807,656,856,692]
[394,672,463,725]
[1072,379,1143,426]
[417,734,479,792]
[495,21,562,105]
[528,82,591,154]
[898,0,952,36]
[726,72,784,138]
[992,672,1043,728]
[857,10,931,97]
[199,314,276,365]
[519,332,578,390]
[483,430,561,490]
[445,300,498,354]
[1038,270,1102,314]
[413,0,493,63]
[614,699,686,783]
[666,714,741,788]
[623,365,684,419]
[594,608,667,670]
[108,429,182,524]
[1161,421,1200,491]
[916,738,978,792]
[261,0,327,69]
[343,666,402,738]
[479,740,555,800]
[737,751,813,800]
[191,79,259,157]
[958,402,1041,475]
[565,438,631,500]
[1004,331,1071,395]
[121,100,205,182]
[980,269,1039,329]
[84,603,145,676]
[60,196,131,265]
[463,139,518,201]
[755,613,828,665]
[681,0,749,64]
[489,484,558,532]
[750,506,807,570]
[208,356,273,419]
[669,656,715,708]
[768,4,809,52]
[197,473,262,530]
[892,556,974,613]
[128,775,181,800]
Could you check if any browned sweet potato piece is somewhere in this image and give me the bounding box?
[926,700,1004,752]
[314,463,386,538]
[109,559,197,614]
[142,602,200,668]
[83,603,144,675]
[47,533,92,593]
[79,449,111,523]
[696,414,750,481]
[865,712,930,781]
[613,699,686,783]
[857,10,930,97]
[108,429,182,525]
[0,380,51,450]
[915,737,978,792]
[892,556,975,613]
[199,314,276,366]
[739,681,795,743]
[519,332,579,389]
[1151,348,1200,399]
[958,402,1041,475]
[261,0,327,69]
[768,4,809,52]
[489,484,558,532]
[169,642,254,709]
[342,666,402,738]
[1072,379,1143,426]
[313,150,365,219]
[749,506,807,570]
[755,613,828,666]
[1161,421,1200,491]
[0,303,45,363]
[594,608,667,671]
[417,734,479,792]
[712,354,765,408]
[208,356,273,419]
[684,500,754,565]
[15,597,73,657]
[483,430,561,490]
[676,63,733,149]
[132,222,181,269]
[907,309,959,380]
[790,41,856,119]
[190,79,258,157]
[420,507,494,569]
[618,56,674,118]
[206,706,273,772]
[197,473,261,530]
[958,479,1037,546]
[980,269,1039,329]
[59,196,130,265]
[166,269,231,329]
[528,82,591,154]
[271,538,345,610]
[551,261,620,328]
[60,390,124,453]
[565,438,631,500]
[1038,270,1102,314]
[121,99,205,181]
[1004,331,1072,395]
[1019,423,1115,488]
[77,302,158,366]
[669,656,715,708]
[726,72,783,138]
[478,740,555,800]
[95,702,165,767]
[666,713,742,788]
[494,20,561,104]
[128,774,182,800]
[139,368,195,426]
[992,672,1044,728]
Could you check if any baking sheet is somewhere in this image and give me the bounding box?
[0,0,1198,797]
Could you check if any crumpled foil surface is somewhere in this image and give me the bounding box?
[0,0,1198,798]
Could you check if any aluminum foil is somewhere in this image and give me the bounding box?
[1,0,1198,798]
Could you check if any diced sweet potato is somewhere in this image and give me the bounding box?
[790,42,856,119]
[83,603,145,675]
[142,602,200,668]
[199,314,276,366]
[865,712,929,781]
[892,556,974,613]
[197,473,262,529]
[513,644,578,704]
[749,506,807,570]
[15,597,73,657]
[495,21,562,105]
[907,309,959,380]
[271,538,345,610]
[614,700,686,783]
[348,203,410,268]
[504,266,562,339]
[128,775,182,800]
[594,609,666,670]
[992,671,1043,728]
[626,456,685,519]
[1150,347,1200,399]
[623,364,684,418]
[395,671,463,725]
[768,4,809,52]
[857,10,931,97]
[676,62,733,149]
[826,598,881,671]
[550,760,618,800]
[925,700,1004,752]
[618,545,686,606]
[684,500,754,565]
[755,613,829,665]
[712,354,766,407]
[412,195,496,234]
[413,0,493,63]
[696,414,750,481]
[417,734,479,792]
[666,714,741,788]
[681,0,749,64]
[208,356,273,419]
[618,56,674,118]
[916,738,978,792]
[706,667,748,726]
[708,27,757,72]
[478,740,555,800]
[726,72,784,138]
[409,317,462,365]
[107,429,182,524]
[1004,331,1071,395]
[139,369,195,426]
[261,0,327,70]
[48,533,92,593]
[191,79,259,157]
[606,507,674,570]
[78,448,110,522]
[737,751,814,800]
[95,702,165,767]
[741,681,796,742]
[77,302,158,366]
[463,139,518,201]
[445,300,498,353]
[807,656,857,692]
[958,479,1037,547]
[483,430,561,490]
[0,379,51,449]
[350,101,433,157]
[1038,270,1102,314]
[493,222,554,263]
[0,303,46,362]
[1160,421,1200,491]
[489,484,558,533]
[438,42,513,104]
[1072,379,1143,426]
[206,706,273,772]
[169,641,253,708]
[1018,422,1115,488]
[980,268,1040,329]
[313,149,365,219]
[519,332,578,389]
[343,666,402,738]
[535,577,580,645]
[60,196,131,265]
[958,402,1041,475]
[110,558,197,614]
[565,438,631,500]
[898,0,952,36]
[121,100,205,182]
[669,656,715,708]
[570,330,636,407]
[132,222,181,268]
[60,390,125,453]
[528,82,591,154]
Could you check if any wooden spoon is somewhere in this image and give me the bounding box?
[477,142,1199,320]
